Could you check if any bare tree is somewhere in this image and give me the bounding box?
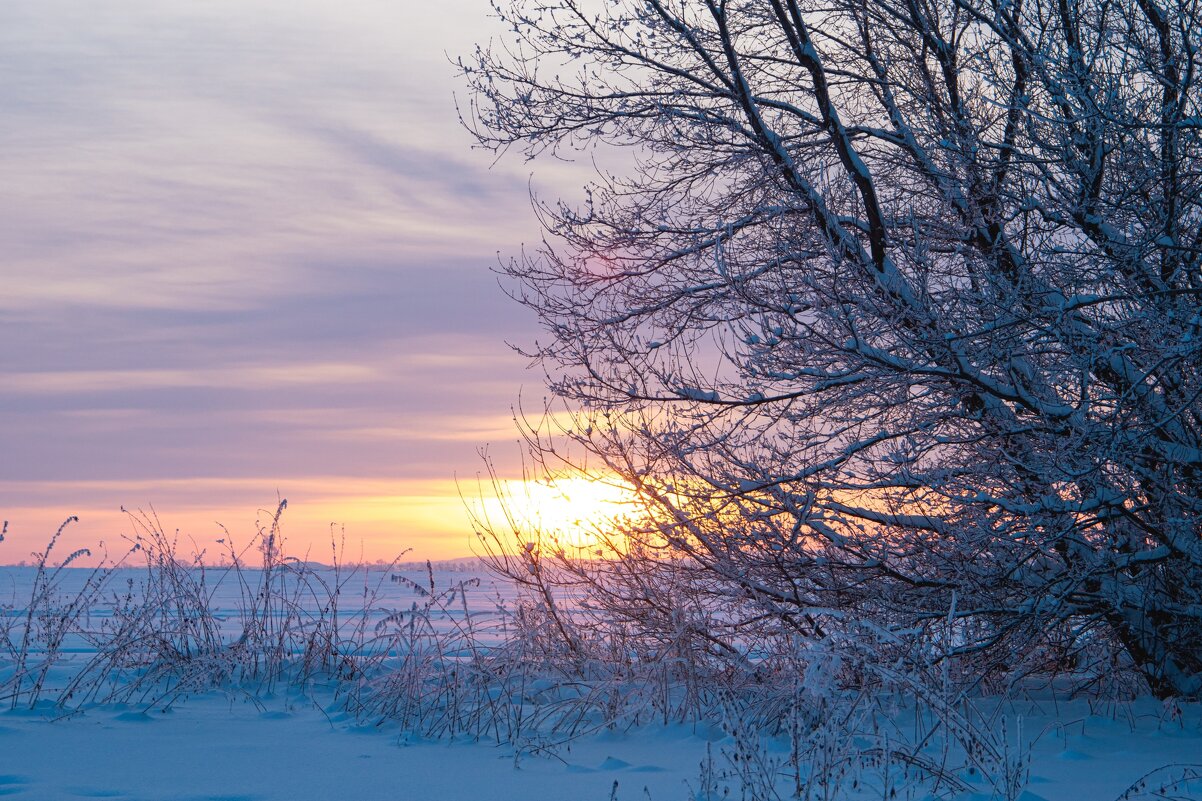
[463,0,1202,697]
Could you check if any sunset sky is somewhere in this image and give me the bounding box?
[0,0,581,562]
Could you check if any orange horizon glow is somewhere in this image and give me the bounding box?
[0,472,643,567]
[1,478,475,566]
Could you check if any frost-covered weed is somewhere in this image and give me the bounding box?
[0,511,1058,799]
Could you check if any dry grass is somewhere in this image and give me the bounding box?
[0,508,1051,800]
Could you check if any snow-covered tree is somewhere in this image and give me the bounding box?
[463,0,1202,697]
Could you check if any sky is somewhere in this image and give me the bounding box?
[0,0,583,562]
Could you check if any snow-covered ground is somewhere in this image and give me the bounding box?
[1,567,1199,801]
[1,691,1200,800]
[0,698,710,801]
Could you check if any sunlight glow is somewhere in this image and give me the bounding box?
[472,474,640,551]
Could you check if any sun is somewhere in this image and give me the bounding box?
[472,474,639,551]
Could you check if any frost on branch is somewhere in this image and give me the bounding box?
[464,0,1202,699]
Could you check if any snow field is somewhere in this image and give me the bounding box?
[0,561,1198,801]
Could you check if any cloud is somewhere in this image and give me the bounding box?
[0,0,583,561]
[2,363,381,394]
